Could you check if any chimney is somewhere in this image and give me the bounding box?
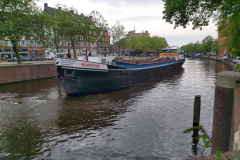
[44,3,48,10]
[145,31,148,33]
[58,7,61,10]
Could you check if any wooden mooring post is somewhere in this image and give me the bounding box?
[193,95,201,126]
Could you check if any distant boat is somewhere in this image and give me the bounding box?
[54,46,185,96]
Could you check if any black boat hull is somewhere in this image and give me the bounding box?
[56,59,185,96]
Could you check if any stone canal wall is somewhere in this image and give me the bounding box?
[200,56,238,72]
[0,64,56,84]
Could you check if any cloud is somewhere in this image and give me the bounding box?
[88,0,164,7]
[110,15,162,22]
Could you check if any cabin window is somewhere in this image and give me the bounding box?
[101,59,106,64]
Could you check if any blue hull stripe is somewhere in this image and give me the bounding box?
[113,59,179,70]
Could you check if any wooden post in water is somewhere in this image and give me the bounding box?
[193,95,201,126]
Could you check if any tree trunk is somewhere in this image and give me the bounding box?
[12,42,22,64]
[101,40,103,57]
[119,46,120,56]
[73,43,76,59]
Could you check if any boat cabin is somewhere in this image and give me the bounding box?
[159,46,184,60]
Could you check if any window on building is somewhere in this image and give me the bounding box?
[58,41,61,45]
[64,40,68,46]
[3,40,8,46]
[80,42,84,46]
[29,40,35,47]
[75,42,79,46]
[20,40,27,46]
[85,42,88,47]
[91,49,97,54]
[81,49,86,54]
[36,41,42,47]
[80,36,83,40]
[22,32,26,37]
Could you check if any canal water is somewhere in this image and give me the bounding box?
[0,58,231,160]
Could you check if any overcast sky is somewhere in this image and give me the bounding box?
[36,0,218,47]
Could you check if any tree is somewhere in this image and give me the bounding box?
[54,5,92,59]
[89,10,108,56]
[162,0,240,57]
[162,0,238,30]
[150,36,168,56]
[111,21,126,55]
[0,0,55,64]
[203,39,213,57]
[211,39,219,57]
[215,12,240,57]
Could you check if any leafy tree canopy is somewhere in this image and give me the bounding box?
[54,4,93,58]
[162,0,240,30]
[0,0,55,64]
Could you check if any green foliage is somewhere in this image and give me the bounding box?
[215,12,240,57]
[89,10,109,50]
[162,0,238,30]
[150,36,168,53]
[236,64,240,72]
[204,39,214,56]
[127,35,168,54]
[0,0,55,64]
[162,0,240,58]
[181,39,217,55]
[183,125,231,160]
[183,126,198,133]
[216,150,223,160]
[54,4,93,58]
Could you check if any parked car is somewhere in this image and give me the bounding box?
[32,56,45,61]
[21,56,31,61]
[8,57,17,62]
[28,57,33,61]
[232,57,240,64]
[223,54,228,60]
[8,56,31,62]
[45,57,54,60]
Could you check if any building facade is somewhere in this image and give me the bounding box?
[0,39,45,60]
[44,3,111,57]
[202,35,214,43]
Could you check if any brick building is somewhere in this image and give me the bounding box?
[44,3,111,57]
[218,32,231,57]
[0,36,45,60]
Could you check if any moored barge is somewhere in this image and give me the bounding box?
[55,46,185,96]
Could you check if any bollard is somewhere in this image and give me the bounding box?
[193,95,201,126]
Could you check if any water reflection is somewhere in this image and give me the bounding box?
[0,59,231,160]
